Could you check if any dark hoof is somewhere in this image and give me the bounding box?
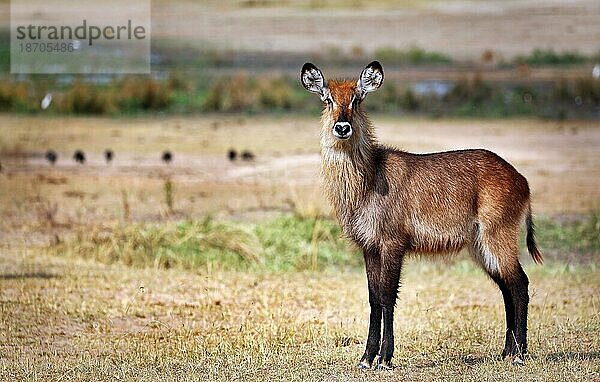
[512,355,525,366]
[374,360,393,371]
[502,354,525,366]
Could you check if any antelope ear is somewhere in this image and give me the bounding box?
[301,63,327,99]
[357,61,384,99]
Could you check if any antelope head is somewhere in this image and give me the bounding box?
[301,61,384,142]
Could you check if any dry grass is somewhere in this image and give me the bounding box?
[1,248,598,381]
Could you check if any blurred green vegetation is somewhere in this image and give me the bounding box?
[0,72,599,119]
[50,212,598,273]
[374,45,452,65]
[513,48,597,66]
[0,31,599,119]
[535,210,600,255]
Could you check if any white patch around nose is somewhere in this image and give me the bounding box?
[333,122,352,139]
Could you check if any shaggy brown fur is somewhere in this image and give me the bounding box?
[301,61,543,369]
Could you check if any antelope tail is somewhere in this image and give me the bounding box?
[526,206,544,265]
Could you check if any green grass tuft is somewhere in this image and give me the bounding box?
[49,212,599,273]
[51,218,262,271]
[255,215,361,271]
[49,215,361,272]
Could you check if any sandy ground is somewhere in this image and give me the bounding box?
[152,0,600,59]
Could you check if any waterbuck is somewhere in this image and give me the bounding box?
[301,61,543,369]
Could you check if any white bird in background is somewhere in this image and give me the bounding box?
[41,93,52,110]
[593,65,600,79]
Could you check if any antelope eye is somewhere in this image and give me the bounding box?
[325,98,333,107]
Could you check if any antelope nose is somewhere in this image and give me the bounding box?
[333,122,352,139]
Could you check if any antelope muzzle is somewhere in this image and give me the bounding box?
[333,121,352,140]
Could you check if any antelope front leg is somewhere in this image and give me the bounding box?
[358,247,382,369]
[358,299,382,369]
[375,248,404,370]
[377,306,395,369]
